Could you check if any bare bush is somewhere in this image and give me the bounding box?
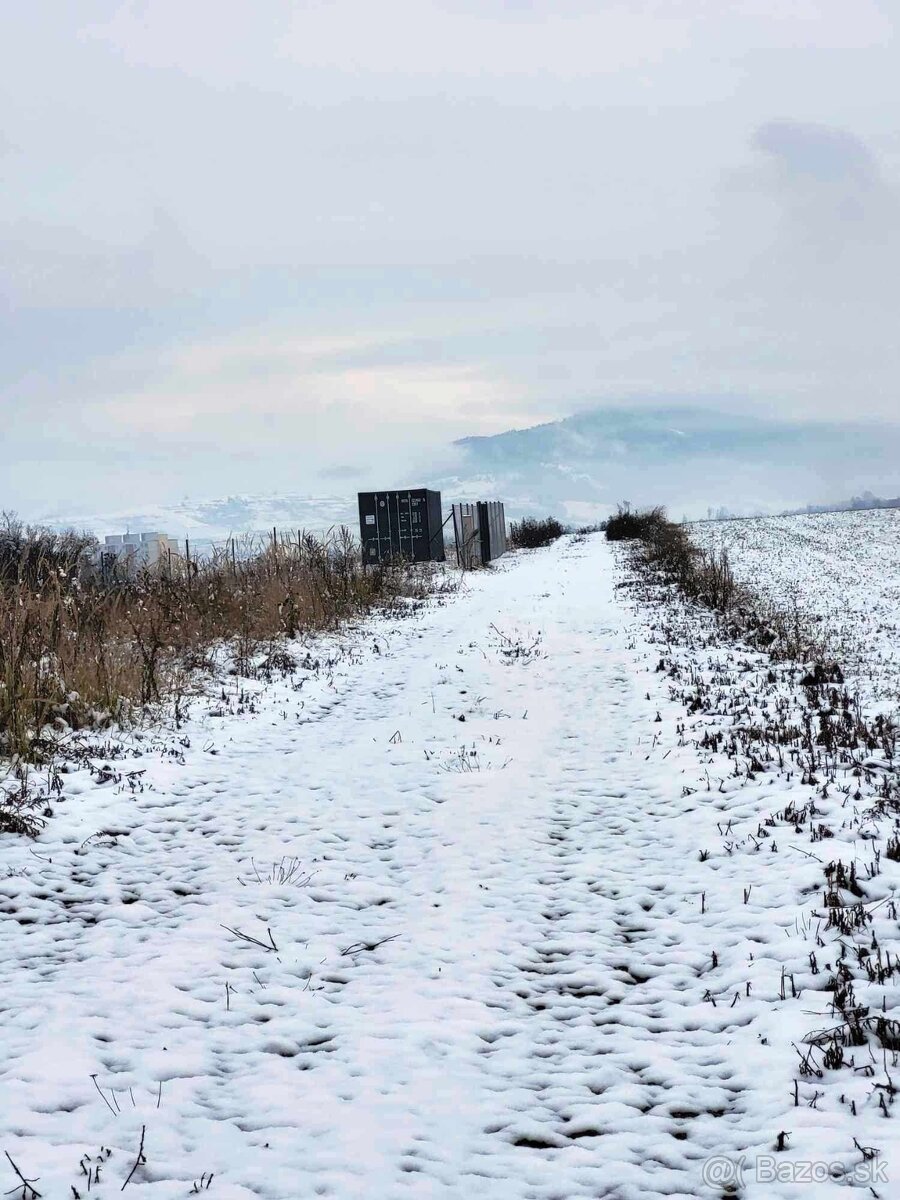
[618,507,828,662]
[0,522,434,768]
[0,511,96,589]
[509,516,565,549]
[604,505,666,542]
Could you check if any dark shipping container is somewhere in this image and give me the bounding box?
[358,490,446,564]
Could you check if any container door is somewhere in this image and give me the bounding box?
[409,494,427,560]
[395,492,414,559]
[359,493,379,562]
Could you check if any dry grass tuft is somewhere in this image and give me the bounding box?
[1,521,436,769]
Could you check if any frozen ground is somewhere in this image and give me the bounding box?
[2,534,899,1197]
[690,509,900,711]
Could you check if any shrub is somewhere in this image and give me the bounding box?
[604,505,666,542]
[509,516,565,550]
[0,522,436,769]
[0,512,96,589]
[616,505,828,660]
[611,506,740,611]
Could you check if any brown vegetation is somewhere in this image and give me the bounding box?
[0,520,434,770]
[509,516,565,550]
[611,506,828,662]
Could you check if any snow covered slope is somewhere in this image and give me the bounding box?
[690,508,900,711]
[1,535,897,1197]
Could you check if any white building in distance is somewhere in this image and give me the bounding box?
[100,532,178,574]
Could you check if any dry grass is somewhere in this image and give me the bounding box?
[609,506,742,609]
[0,522,434,769]
[0,512,95,588]
[614,506,829,662]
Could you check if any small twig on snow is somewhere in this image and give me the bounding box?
[220,924,278,952]
[3,1151,42,1199]
[340,934,400,956]
[90,1075,118,1117]
[120,1125,146,1191]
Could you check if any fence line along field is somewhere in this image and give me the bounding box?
[690,508,900,711]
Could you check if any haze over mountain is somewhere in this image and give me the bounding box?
[33,405,900,541]
[438,405,900,521]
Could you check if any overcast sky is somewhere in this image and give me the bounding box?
[3,1,899,514]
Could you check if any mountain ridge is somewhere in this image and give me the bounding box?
[29,404,900,538]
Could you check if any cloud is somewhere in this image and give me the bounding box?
[754,121,878,186]
[84,326,511,424]
[748,120,900,237]
[3,2,900,516]
[317,464,363,480]
[740,119,900,267]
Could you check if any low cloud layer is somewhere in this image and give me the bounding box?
[3,2,899,515]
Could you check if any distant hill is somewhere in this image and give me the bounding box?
[32,405,900,538]
[438,406,900,522]
[779,490,900,517]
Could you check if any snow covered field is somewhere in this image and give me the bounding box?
[2,533,899,1197]
[690,509,900,712]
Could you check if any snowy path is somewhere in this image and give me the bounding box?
[1,537,817,1197]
